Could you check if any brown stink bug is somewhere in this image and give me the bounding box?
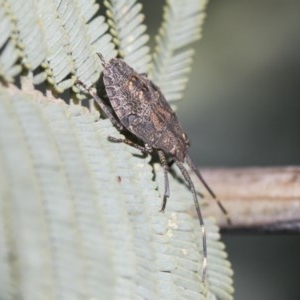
[77,53,230,281]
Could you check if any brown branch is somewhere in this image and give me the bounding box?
[194,167,300,233]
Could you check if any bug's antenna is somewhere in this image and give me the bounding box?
[76,80,124,132]
[96,52,106,67]
[175,160,207,282]
[186,154,231,225]
[157,150,170,212]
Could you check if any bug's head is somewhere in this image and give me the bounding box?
[102,57,135,85]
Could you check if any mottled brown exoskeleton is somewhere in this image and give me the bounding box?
[77,53,230,281]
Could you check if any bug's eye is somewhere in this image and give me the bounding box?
[130,75,138,82]
[142,84,148,92]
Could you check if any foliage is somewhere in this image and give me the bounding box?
[0,0,234,299]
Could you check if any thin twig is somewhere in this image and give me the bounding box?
[190,167,300,233]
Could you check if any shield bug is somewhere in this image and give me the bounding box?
[77,53,230,281]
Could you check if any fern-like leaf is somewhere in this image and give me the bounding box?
[7,0,46,71]
[1,0,116,91]
[0,84,234,299]
[104,0,151,73]
[0,1,23,81]
[150,0,208,102]
[0,1,234,299]
[156,165,234,299]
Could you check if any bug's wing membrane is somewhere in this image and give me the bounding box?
[119,77,174,146]
[124,111,167,146]
[151,88,188,160]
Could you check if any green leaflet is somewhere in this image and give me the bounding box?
[104,0,151,73]
[0,0,234,299]
[150,0,208,102]
[1,0,116,90]
[0,85,233,299]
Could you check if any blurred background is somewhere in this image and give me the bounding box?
[141,0,300,299]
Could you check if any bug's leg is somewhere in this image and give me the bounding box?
[76,80,124,132]
[186,154,231,225]
[139,72,148,77]
[157,150,170,212]
[175,160,207,282]
[167,158,175,168]
[108,136,153,154]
